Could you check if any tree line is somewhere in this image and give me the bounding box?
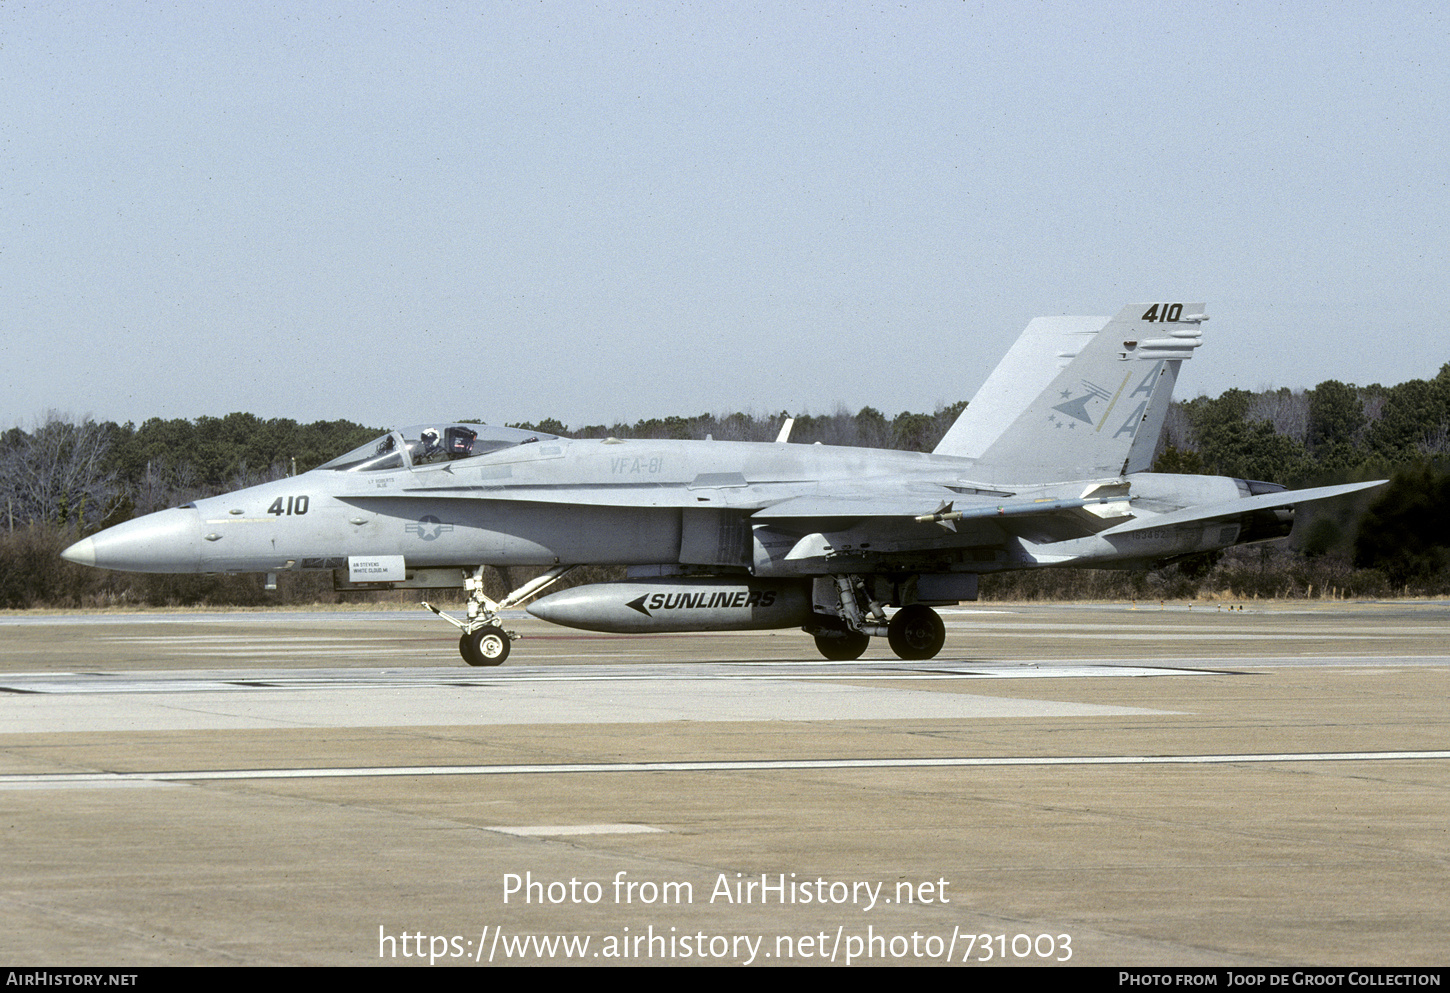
[3,365,1449,608]
[0,413,383,533]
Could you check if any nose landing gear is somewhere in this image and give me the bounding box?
[423,564,575,666]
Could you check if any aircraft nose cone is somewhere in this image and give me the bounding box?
[60,537,97,567]
[60,507,204,572]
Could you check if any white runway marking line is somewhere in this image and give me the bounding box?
[3,750,1449,790]
[485,824,664,836]
[0,777,186,791]
[942,624,1450,641]
[99,636,408,643]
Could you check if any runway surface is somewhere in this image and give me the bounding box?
[1,601,1447,966]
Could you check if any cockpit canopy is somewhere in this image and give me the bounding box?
[318,423,560,472]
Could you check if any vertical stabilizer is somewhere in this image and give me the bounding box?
[934,315,1107,459]
[966,303,1205,481]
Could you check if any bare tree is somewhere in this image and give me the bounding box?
[1247,388,1309,444]
[0,413,119,530]
[1161,401,1196,451]
[1418,421,1450,458]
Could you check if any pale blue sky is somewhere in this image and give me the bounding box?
[4,2,1447,432]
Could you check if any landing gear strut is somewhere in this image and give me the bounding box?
[808,575,947,661]
[423,565,574,666]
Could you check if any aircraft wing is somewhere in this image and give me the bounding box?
[1098,480,1387,536]
[753,489,1135,543]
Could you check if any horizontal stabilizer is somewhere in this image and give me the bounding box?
[1100,480,1387,536]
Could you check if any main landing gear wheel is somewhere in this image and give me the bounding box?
[813,628,870,661]
[459,626,510,667]
[887,604,946,660]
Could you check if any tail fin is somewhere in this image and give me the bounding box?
[941,303,1205,482]
[934,314,1107,459]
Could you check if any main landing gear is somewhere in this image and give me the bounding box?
[811,623,871,661]
[423,565,574,667]
[809,575,947,661]
[886,603,947,661]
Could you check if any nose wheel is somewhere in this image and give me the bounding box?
[460,626,510,666]
[423,564,575,666]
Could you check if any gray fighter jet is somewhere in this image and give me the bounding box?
[62,304,1384,665]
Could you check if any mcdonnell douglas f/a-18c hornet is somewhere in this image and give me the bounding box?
[63,304,1385,665]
